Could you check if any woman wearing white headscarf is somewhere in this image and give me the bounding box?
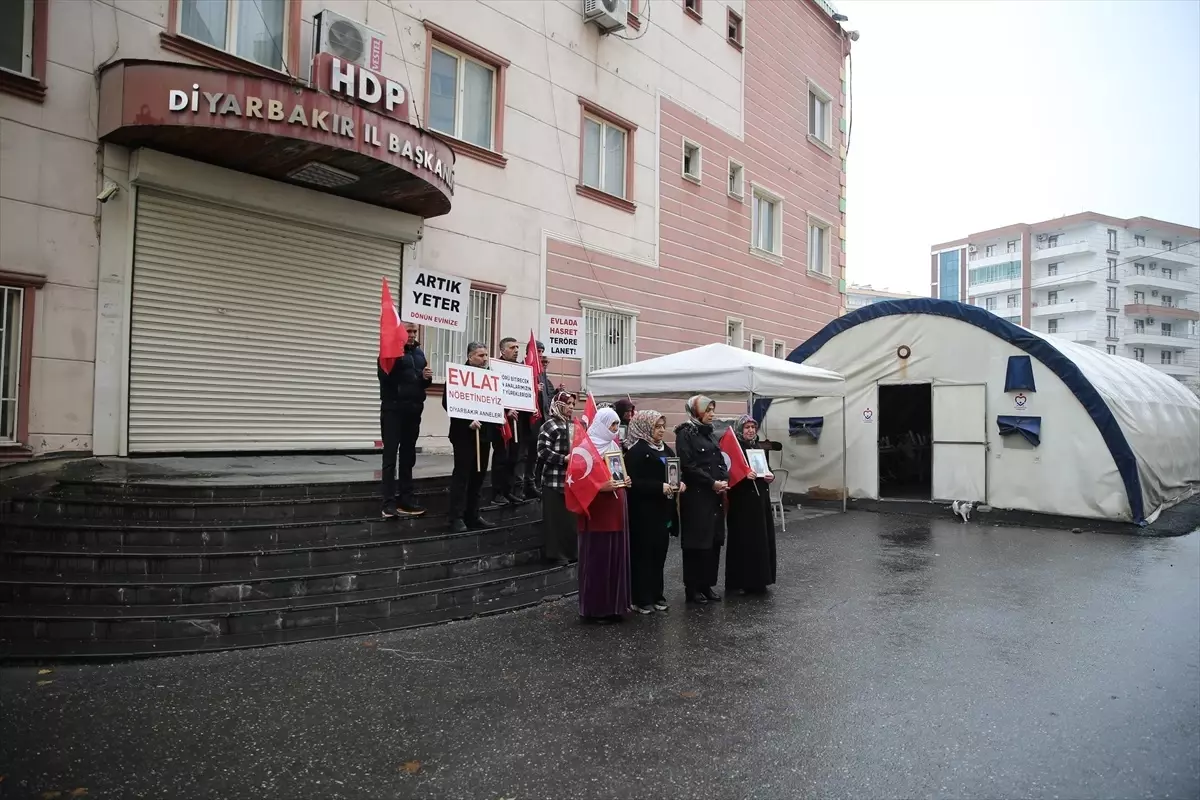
[576,407,633,622]
[674,395,728,604]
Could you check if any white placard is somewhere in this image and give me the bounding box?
[401,268,468,331]
[444,364,504,423]
[488,359,536,412]
[543,314,584,360]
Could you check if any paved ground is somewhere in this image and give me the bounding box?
[2,510,1197,800]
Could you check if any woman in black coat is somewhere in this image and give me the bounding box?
[724,415,777,595]
[674,395,729,604]
[625,410,686,614]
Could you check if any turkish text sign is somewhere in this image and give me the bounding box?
[401,268,468,331]
[543,314,584,360]
[488,359,536,412]
[444,364,504,424]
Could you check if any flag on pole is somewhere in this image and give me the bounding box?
[500,415,513,445]
[565,419,611,516]
[719,427,752,488]
[525,330,544,424]
[582,393,598,427]
[378,277,408,373]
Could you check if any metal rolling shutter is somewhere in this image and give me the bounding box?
[128,190,403,452]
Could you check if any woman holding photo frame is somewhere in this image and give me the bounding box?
[576,408,633,622]
[625,411,686,614]
[724,415,777,596]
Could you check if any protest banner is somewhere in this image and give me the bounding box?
[444,364,505,424]
[543,314,584,359]
[488,359,536,413]
[401,268,469,331]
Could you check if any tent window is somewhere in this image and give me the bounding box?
[997,415,1041,447]
[1003,355,1036,392]
[789,416,823,441]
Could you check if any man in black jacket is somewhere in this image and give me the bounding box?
[442,341,498,532]
[491,337,527,506]
[379,321,432,518]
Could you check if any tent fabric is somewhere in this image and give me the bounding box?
[1004,355,1037,392]
[586,343,845,399]
[789,416,824,440]
[764,298,1199,524]
[997,415,1042,447]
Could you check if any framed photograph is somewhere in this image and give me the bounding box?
[745,448,771,477]
[618,425,627,445]
[665,457,681,489]
[604,450,627,482]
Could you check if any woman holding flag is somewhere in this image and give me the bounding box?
[567,407,632,622]
[675,395,729,605]
[722,415,777,595]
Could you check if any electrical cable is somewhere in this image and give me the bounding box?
[387,0,425,129]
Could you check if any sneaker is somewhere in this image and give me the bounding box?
[653,599,670,611]
[396,502,426,517]
[636,605,655,615]
[381,503,398,519]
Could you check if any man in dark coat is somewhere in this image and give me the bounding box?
[490,337,528,505]
[442,341,498,533]
[674,395,729,604]
[378,321,432,518]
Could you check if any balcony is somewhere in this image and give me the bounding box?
[1036,269,1098,289]
[968,276,1022,294]
[1122,268,1197,295]
[1124,245,1200,269]
[1031,239,1094,261]
[1122,331,1200,349]
[1147,361,1199,378]
[1031,300,1092,317]
[967,250,1021,269]
[1044,329,1098,344]
[1123,303,1200,321]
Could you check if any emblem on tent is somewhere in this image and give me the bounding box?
[862,407,874,422]
[1014,393,1028,409]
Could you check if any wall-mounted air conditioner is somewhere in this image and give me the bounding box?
[1036,234,1047,242]
[968,245,978,253]
[583,0,629,32]
[1152,290,1160,297]
[313,9,386,72]
[1147,317,1156,325]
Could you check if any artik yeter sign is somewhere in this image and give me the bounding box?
[444,364,505,424]
[543,314,584,359]
[401,268,469,331]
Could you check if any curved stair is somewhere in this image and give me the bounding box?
[0,473,574,661]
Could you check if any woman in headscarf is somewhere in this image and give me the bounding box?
[535,389,578,565]
[625,410,686,614]
[577,407,633,622]
[724,415,777,595]
[674,395,728,604]
[612,398,636,448]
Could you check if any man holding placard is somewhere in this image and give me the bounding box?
[490,337,528,506]
[441,342,501,533]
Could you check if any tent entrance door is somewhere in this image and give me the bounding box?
[931,383,988,504]
[877,383,932,500]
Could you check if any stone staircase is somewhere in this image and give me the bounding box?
[0,471,575,661]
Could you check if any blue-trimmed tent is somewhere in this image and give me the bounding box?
[759,299,1199,524]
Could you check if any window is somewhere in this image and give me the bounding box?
[773,341,785,359]
[1047,291,1059,305]
[1162,267,1173,279]
[0,0,46,100]
[426,27,510,162]
[1162,240,1173,250]
[1134,348,1144,362]
[1135,262,1146,275]
[1047,235,1059,248]
[1107,229,1118,251]
[1106,345,1117,355]
[968,260,1021,286]
[178,0,287,70]
[1108,258,1118,280]
[1161,322,1173,336]
[682,140,701,182]
[578,99,635,208]
[727,160,744,199]
[1134,291,1145,304]
[807,82,833,148]
[939,250,961,301]
[1134,235,1145,247]
[583,304,636,380]
[1107,315,1118,338]
[1047,319,1059,334]
[727,7,743,47]
[1007,294,1018,308]
[984,297,997,311]
[1135,319,1145,333]
[985,244,996,258]
[684,0,702,20]
[1107,287,1117,308]
[1162,294,1174,308]
[0,286,24,442]
[1047,263,1059,277]
[751,336,765,355]
[751,186,783,256]
[807,216,832,275]
[1006,240,1018,253]
[424,288,499,381]
[726,318,744,348]
[1162,351,1173,365]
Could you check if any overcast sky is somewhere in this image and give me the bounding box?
[835,0,1200,295]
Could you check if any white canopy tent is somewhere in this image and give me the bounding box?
[586,343,850,510]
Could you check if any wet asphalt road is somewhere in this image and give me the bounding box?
[1,511,1198,800]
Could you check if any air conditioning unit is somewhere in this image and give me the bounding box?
[968,245,978,253]
[1036,234,1047,242]
[1150,263,1158,270]
[1147,317,1156,325]
[313,9,385,71]
[583,0,629,32]
[1152,290,1160,297]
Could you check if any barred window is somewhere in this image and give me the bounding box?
[424,288,498,381]
[583,305,636,383]
[1,286,23,442]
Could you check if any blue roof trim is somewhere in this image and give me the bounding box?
[758,298,1146,523]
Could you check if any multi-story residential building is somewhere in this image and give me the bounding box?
[843,283,923,313]
[931,213,1200,391]
[0,0,853,459]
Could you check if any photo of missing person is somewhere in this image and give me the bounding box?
[605,451,626,483]
[666,457,681,489]
[746,448,771,477]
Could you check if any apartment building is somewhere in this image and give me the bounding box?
[843,283,923,313]
[0,0,853,458]
[931,213,1200,391]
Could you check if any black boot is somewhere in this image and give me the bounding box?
[522,484,542,500]
[703,587,723,602]
[448,519,468,533]
[466,516,496,530]
[686,590,709,605]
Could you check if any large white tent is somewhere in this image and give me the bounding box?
[760,299,1200,524]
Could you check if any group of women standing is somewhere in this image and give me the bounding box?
[537,393,778,623]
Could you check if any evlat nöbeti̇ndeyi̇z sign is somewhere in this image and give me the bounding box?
[400,268,469,331]
[444,365,504,424]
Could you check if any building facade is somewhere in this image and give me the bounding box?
[0,0,852,458]
[843,283,922,313]
[931,213,1200,391]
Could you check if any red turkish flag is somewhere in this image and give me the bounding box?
[378,277,408,373]
[565,419,610,517]
[525,330,544,424]
[719,427,752,488]
[582,393,598,426]
[500,416,513,444]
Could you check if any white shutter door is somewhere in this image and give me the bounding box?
[128,190,404,452]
